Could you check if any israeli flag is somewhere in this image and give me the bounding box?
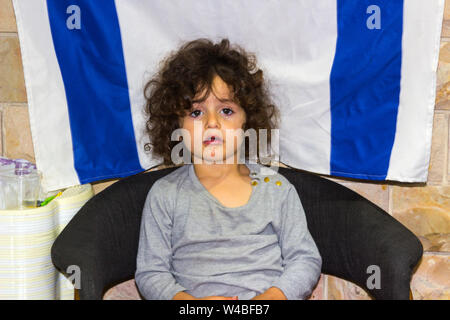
[13,0,445,192]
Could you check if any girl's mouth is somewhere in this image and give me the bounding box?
[203,136,222,146]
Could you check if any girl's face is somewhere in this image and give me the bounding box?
[179,75,247,164]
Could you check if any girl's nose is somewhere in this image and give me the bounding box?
[205,112,219,129]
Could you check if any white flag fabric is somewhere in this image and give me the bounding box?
[13,0,445,192]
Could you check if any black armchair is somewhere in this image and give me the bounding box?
[51,165,423,300]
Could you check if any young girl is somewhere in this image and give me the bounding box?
[135,38,322,300]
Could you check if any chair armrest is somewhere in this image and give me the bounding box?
[320,197,423,300]
[278,167,423,300]
[51,167,176,299]
[352,200,423,299]
[51,197,106,299]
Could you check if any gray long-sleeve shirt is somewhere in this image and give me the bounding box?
[135,162,322,300]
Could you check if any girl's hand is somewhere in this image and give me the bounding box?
[198,296,238,300]
[173,291,238,300]
[251,287,287,300]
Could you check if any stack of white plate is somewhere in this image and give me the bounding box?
[0,183,93,299]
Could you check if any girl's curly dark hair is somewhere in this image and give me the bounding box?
[143,38,280,166]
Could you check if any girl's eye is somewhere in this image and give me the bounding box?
[189,108,234,118]
[221,108,234,116]
[189,110,202,118]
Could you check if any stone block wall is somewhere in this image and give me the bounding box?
[1,0,448,299]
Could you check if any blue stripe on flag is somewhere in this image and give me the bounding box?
[46,0,143,183]
[329,0,403,180]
